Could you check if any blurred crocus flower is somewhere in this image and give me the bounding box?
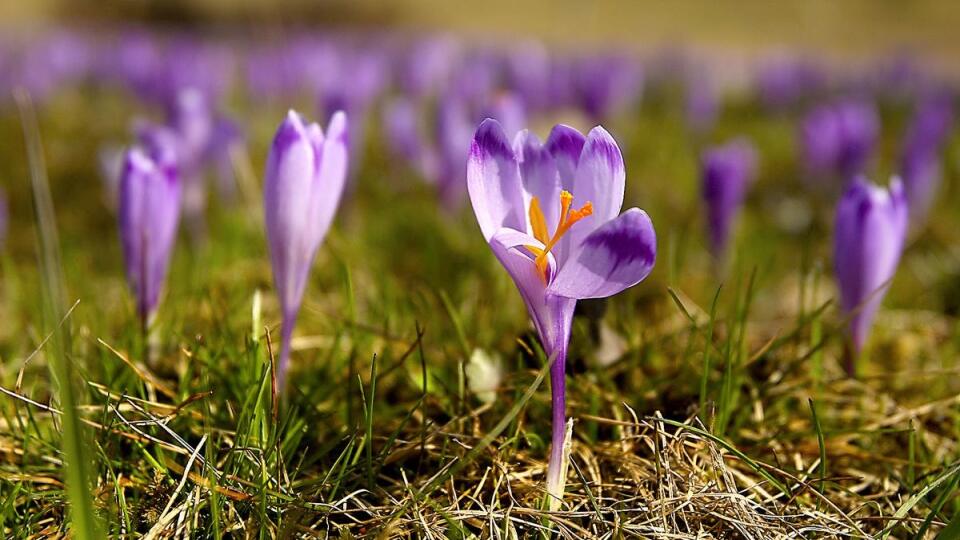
[167,87,214,171]
[834,177,907,374]
[576,54,644,122]
[435,93,475,209]
[800,99,879,180]
[899,94,953,222]
[208,117,245,202]
[118,147,182,330]
[468,119,656,509]
[264,110,348,391]
[465,348,504,405]
[383,97,438,181]
[755,57,824,110]
[701,139,758,259]
[685,70,719,133]
[397,36,458,98]
[482,92,527,142]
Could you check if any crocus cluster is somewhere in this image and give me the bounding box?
[701,139,758,260]
[800,99,879,181]
[468,119,656,508]
[833,177,908,374]
[264,110,349,391]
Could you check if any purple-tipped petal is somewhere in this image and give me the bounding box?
[514,130,562,233]
[834,177,908,353]
[309,111,349,250]
[565,126,626,252]
[264,108,349,390]
[548,208,656,299]
[265,110,320,316]
[467,119,526,241]
[118,148,181,324]
[544,124,586,190]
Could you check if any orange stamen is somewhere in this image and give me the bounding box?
[526,190,593,283]
[528,197,550,244]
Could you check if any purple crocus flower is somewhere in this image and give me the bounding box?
[800,99,879,180]
[467,119,656,507]
[701,139,757,259]
[383,97,438,182]
[576,54,644,123]
[899,95,953,222]
[834,177,908,374]
[435,93,475,209]
[481,92,527,142]
[264,110,348,391]
[118,147,182,330]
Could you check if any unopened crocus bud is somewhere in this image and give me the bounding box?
[701,139,757,259]
[834,177,908,374]
[118,147,181,330]
[465,349,503,405]
[264,110,348,391]
[800,99,878,180]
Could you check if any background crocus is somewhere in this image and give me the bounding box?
[834,177,908,375]
[467,119,656,509]
[701,139,757,260]
[899,94,953,223]
[800,99,879,180]
[118,147,182,331]
[264,110,348,391]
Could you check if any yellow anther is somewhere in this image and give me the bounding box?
[528,197,550,244]
[526,190,593,283]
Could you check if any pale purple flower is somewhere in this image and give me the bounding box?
[468,119,656,507]
[383,97,438,181]
[576,54,644,122]
[899,94,953,221]
[264,110,348,391]
[701,139,757,259]
[800,99,879,180]
[686,70,719,133]
[118,147,182,329]
[481,92,527,142]
[755,57,825,110]
[435,93,475,209]
[834,177,908,373]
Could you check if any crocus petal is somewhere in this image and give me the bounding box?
[467,119,527,241]
[488,228,557,311]
[118,148,181,322]
[549,208,656,299]
[544,124,585,191]
[514,130,561,234]
[308,111,349,252]
[264,110,319,316]
[834,177,908,351]
[564,126,626,255]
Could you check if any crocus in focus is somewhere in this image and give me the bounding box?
[264,110,348,391]
[468,119,656,508]
[118,147,182,331]
[834,177,907,375]
[701,139,757,260]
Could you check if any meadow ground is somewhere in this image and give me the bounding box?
[1,80,960,538]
